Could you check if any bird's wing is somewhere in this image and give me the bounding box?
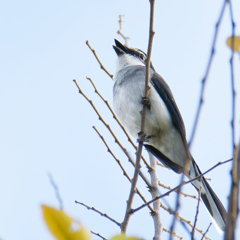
[150,71,187,146]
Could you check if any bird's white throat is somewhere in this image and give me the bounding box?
[115,54,145,76]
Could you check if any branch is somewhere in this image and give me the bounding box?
[75,201,121,227]
[117,15,130,47]
[47,173,63,210]
[86,77,153,171]
[228,0,236,153]
[149,153,163,239]
[191,187,202,240]
[158,181,199,200]
[188,0,228,148]
[92,126,154,213]
[201,223,212,240]
[160,203,212,240]
[121,0,155,233]
[132,158,233,213]
[224,147,239,240]
[94,126,207,239]
[224,2,238,239]
[86,40,113,79]
[169,173,185,240]
[90,231,107,240]
[74,78,189,219]
[162,228,183,240]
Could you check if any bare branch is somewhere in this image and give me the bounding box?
[157,161,169,168]
[117,15,130,47]
[224,147,239,240]
[162,228,183,240]
[47,173,63,210]
[132,158,233,213]
[93,125,207,238]
[75,201,121,227]
[86,40,113,79]
[201,223,212,240]
[121,0,155,233]
[160,203,211,240]
[92,126,154,213]
[224,2,238,239]
[191,187,202,240]
[158,181,198,200]
[90,231,107,240]
[170,172,185,239]
[228,0,236,153]
[86,77,153,171]
[149,153,163,239]
[188,0,228,148]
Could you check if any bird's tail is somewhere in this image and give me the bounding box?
[188,159,227,231]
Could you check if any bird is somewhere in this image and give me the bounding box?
[112,39,227,231]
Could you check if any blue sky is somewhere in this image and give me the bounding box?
[0,0,240,239]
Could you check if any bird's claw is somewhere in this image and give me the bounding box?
[141,97,151,109]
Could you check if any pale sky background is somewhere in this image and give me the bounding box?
[0,0,240,240]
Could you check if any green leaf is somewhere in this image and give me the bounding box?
[42,205,90,240]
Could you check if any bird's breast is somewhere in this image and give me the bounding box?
[113,66,172,140]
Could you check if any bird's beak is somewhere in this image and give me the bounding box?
[113,45,124,56]
[113,39,131,56]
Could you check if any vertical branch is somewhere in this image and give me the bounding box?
[117,15,130,47]
[169,174,185,240]
[228,0,236,154]
[121,0,155,233]
[224,147,239,240]
[149,153,163,240]
[188,0,227,148]
[47,173,63,210]
[191,187,202,240]
[224,2,238,239]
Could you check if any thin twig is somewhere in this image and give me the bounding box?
[158,181,198,200]
[92,126,154,213]
[149,153,163,239]
[121,0,155,233]
[201,223,212,240]
[162,228,183,240]
[228,0,236,154]
[224,2,238,239]
[224,147,239,240]
[160,203,211,240]
[75,201,121,227]
[157,161,169,168]
[188,0,228,148]
[86,77,153,171]
[191,187,202,240]
[73,79,153,187]
[75,79,190,218]
[94,125,207,238]
[117,15,130,47]
[132,158,233,213]
[90,231,107,240]
[86,40,113,79]
[170,173,185,240]
[47,173,63,210]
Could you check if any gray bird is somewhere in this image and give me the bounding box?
[112,39,227,231]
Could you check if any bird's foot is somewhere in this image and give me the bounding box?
[137,132,154,142]
[141,97,151,109]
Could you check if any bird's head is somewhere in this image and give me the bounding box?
[113,39,155,72]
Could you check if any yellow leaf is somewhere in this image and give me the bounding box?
[42,205,90,240]
[226,36,240,52]
[110,233,141,240]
